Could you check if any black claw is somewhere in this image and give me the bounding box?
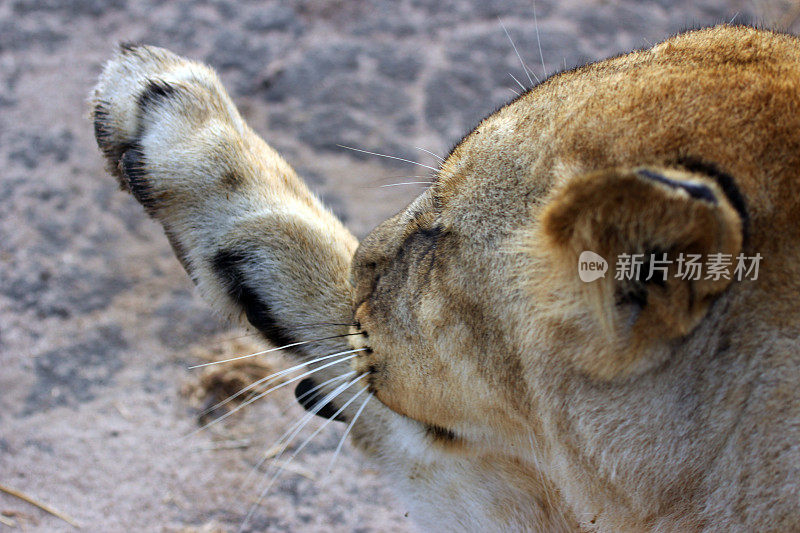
[93,103,116,155]
[138,79,177,110]
[119,41,142,54]
[121,145,157,213]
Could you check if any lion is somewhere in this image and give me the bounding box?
[92,25,800,531]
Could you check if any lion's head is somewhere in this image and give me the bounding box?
[346,25,800,530]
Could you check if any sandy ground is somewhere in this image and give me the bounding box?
[1,1,797,531]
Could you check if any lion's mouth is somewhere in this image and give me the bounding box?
[348,319,462,445]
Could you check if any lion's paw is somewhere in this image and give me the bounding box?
[91,44,243,214]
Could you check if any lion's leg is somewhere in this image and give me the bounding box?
[91,46,575,530]
[92,45,358,365]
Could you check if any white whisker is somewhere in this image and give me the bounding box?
[238,371,357,496]
[533,0,547,78]
[729,12,739,25]
[269,375,361,461]
[379,181,433,188]
[499,17,538,85]
[198,348,365,418]
[257,379,368,493]
[328,392,373,473]
[509,88,522,97]
[415,146,444,162]
[239,376,367,532]
[179,351,363,441]
[368,175,430,188]
[294,372,355,407]
[509,72,527,91]
[188,333,357,369]
[288,383,369,463]
[337,144,439,172]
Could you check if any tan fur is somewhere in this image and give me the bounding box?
[92,26,800,531]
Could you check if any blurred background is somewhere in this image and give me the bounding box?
[1,0,798,531]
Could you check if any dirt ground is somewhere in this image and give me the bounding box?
[1,1,797,531]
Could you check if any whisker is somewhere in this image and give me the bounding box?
[378,181,433,188]
[237,371,357,496]
[327,392,373,473]
[509,72,527,91]
[294,372,355,408]
[239,376,367,531]
[197,348,365,418]
[533,0,547,78]
[179,351,363,440]
[266,375,361,465]
[286,382,369,463]
[267,377,368,485]
[367,175,429,189]
[188,332,361,369]
[415,146,444,162]
[499,17,538,85]
[285,321,357,329]
[336,144,439,172]
[208,321,356,346]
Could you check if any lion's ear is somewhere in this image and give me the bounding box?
[537,166,746,378]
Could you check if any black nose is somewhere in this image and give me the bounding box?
[294,378,347,422]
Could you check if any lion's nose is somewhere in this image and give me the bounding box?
[294,378,347,422]
[351,213,405,308]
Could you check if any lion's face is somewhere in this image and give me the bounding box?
[351,181,536,447]
[349,25,800,528]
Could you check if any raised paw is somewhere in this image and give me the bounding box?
[91,44,246,214]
